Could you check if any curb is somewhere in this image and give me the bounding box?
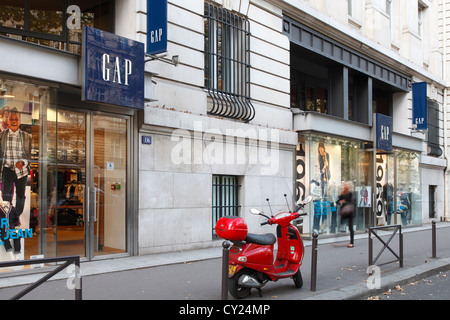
[304,257,450,300]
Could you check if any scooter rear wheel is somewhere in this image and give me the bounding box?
[228,269,252,299]
[293,269,303,288]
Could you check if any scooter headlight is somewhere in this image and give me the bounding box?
[237,256,247,262]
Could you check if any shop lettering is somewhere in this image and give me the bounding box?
[295,144,306,204]
[2,228,33,240]
[380,125,390,140]
[150,28,164,43]
[375,155,386,217]
[415,117,425,125]
[0,219,33,240]
[102,54,133,86]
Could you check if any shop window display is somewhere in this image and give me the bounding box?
[0,78,53,268]
[296,134,422,238]
[297,135,361,236]
[0,78,91,269]
[0,77,128,270]
[376,152,421,227]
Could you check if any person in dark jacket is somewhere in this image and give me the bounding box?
[338,182,354,248]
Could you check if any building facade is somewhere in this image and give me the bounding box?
[0,0,448,273]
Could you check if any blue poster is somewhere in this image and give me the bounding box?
[412,82,427,130]
[82,27,145,109]
[147,0,168,55]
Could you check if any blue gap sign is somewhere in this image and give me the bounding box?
[82,27,145,109]
[147,0,168,55]
[412,82,427,130]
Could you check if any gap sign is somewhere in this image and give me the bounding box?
[147,0,167,55]
[82,27,145,109]
[412,82,427,130]
[375,113,392,152]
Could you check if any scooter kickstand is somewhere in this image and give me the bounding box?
[257,288,263,297]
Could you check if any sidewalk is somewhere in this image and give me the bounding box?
[0,222,449,300]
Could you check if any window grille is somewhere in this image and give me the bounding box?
[212,175,240,235]
[427,100,442,156]
[204,2,255,122]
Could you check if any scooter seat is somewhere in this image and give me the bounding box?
[245,233,277,245]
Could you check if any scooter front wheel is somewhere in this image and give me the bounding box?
[228,269,252,299]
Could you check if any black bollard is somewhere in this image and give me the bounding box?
[310,232,318,291]
[221,241,231,300]
[432,220,437,258]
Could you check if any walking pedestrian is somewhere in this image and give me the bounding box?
[338,182,354,248]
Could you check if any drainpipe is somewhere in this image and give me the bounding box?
[443,0,450,222]
[444,87,448,222]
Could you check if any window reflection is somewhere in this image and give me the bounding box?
[0,0,112,54]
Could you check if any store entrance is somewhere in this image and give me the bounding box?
[52,109,128,260]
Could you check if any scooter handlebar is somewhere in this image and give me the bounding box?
[260,212,307,226]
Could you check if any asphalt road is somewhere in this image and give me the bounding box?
[1,223,450,301]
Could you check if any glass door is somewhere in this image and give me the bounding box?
[54,110,87,258]
[87,113,128,258]
[53,109,128,260]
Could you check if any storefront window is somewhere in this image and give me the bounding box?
[0,78,57,270]
[299,135,367,237]
[0,77,130,271]
[0,0,113,54]
[373,152,421,227]
[297,134,422,238]
[392,151,421,226]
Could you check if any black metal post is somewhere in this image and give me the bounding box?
[432,220,437,258]
[75,256,82,300]
[399,228,403,267]
[221,241,231,300]
[310,232,318,291]
[368,225,403,268]
[0,256,82,300]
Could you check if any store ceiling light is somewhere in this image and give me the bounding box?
[0,83,15,99]
[0,91,15,99]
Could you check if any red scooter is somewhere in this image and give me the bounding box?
[215,195,312,299]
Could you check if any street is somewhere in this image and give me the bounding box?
[0,222,449,302]
[367,269,450,300]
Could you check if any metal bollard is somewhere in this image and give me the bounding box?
[221,241,231,300]
[310,232,318,291]
[432,220,437,258]
[75,257,82,300]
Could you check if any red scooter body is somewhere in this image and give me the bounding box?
[227,213,304,280]
[215,196,311,299]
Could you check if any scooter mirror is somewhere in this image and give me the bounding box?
[249,208,261,215]
[303,195,313,205]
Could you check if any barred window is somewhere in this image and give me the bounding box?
[204,2,255,122]
[212,175,241,236]
[427,100,442,157]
